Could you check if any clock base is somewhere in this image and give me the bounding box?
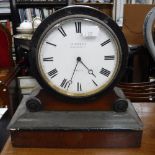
[8,96,143,148]
[26,87,128,112]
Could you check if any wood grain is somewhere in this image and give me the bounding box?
[118,82,155,102]
[37,89,118,111]
[10,130,142,148]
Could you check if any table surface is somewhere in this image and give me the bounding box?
[1,102,155,155]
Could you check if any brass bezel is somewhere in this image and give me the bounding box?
[37,16,122,98]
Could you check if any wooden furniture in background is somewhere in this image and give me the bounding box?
[118,81,155,102]
[0,23,20,114]
[73,0,115,19]
[0,24,14,68]
[0,23,13,108]
[123,4,155,45]
[0,67,20,114]
[122,5,155,82]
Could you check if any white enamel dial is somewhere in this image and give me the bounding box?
[38,17,121,97]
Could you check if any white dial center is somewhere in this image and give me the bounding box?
[38,18,121,97]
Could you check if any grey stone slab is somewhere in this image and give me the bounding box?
[8,95,143,131]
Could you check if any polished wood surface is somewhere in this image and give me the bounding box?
[11,130,142,148]
[1,102,155,155]
[37,89,118,111]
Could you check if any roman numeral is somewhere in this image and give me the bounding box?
[60,79,71,89]
[58,26,67,37]
[75,22,81,33]
[92,80,98,86]
[46,42,56,47]
[104,55,115,60]
[43,57,53,61]
[101,39,111,47]
[48,68,58,78]
[100,68,111,77]
[77,82,82,91]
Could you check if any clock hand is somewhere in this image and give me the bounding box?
[79,58,96,78]
[67,57,80,89]
[70,57,80,81]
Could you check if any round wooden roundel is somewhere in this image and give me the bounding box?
[30,5,128,99]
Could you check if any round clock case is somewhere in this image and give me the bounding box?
[30,5,128,100]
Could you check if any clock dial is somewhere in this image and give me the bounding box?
[30,6,128,99]
[37,17,121,97]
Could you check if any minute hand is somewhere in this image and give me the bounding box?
[66,59,79,90]
[80,60,96,78]
[70,60,79,82]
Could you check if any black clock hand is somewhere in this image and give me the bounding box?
[67,57,80,89]
[78,57,96,78]
[70,57,80,81]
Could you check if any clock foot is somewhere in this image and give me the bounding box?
[113,99,128,112]
[26,97,43,112]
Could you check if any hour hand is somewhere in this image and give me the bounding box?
[77,57,96,78]
[88,69,96,78]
